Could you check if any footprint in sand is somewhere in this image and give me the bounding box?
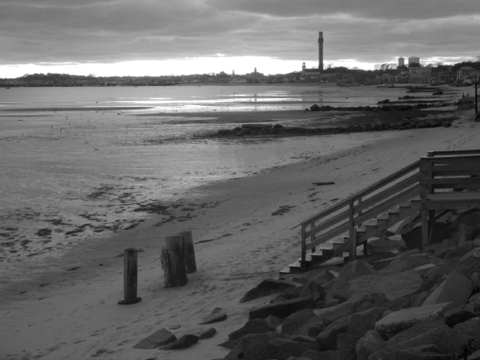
[271,205,296,216]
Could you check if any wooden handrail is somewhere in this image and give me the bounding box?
[427,149,480,157]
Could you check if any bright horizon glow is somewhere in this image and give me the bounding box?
[0,56,365,78]
[0,56,471,79]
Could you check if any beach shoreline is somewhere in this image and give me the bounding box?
[1,108,478,360]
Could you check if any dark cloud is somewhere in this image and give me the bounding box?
[208,0,480,20]
[0,0,479,69]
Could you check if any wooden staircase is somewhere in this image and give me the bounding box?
[280,199,421,274]
[281,160,422,274]
[280,149,480,275]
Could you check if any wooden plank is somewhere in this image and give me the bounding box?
[421,177,480,187]
[421,154,480,163]
[431,168,480,175]
[427,192,480,201]
[427,149,480,157]
[304,209,350,239]
[354,186,420,226]
[354,175,420,213]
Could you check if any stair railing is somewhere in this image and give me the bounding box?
[295,160,421,271]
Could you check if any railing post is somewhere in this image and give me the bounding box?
[301,224,307,272]
[358,197,367,256]
[349,200,357,261]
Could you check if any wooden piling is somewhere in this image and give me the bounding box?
[161,235,188,287]
[118,248,142,305]
[182,230,197,274]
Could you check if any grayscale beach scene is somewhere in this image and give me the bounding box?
[1,2,480,360]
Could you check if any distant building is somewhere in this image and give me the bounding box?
[409,66,431,83]
[301,62,322,80]
[398,57,405,67]
[408,56,420,67]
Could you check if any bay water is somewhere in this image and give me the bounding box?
[0,84,406,278]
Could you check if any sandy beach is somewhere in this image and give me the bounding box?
[1,102,479,359]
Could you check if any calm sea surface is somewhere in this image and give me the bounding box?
[0,84,408,111]
[0,85,406,277]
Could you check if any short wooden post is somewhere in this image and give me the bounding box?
[161,235,188,287]
[118,248,142,305]
[181,230,197,273]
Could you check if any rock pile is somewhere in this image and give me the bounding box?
[221,208,480,360]
[213,117,452,138]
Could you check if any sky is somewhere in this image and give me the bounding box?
[1,0,479,78]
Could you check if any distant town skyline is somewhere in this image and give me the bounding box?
[1,0,479,78]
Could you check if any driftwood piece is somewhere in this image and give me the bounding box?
[161,236,188,288]
[182,230,197,274]
[313,182,335,186]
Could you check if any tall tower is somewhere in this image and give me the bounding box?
[318,32,324,71]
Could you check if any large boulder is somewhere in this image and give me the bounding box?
[267,338,321,360]
[299,279,325,304]
[160,334,199,350]
[249,296,314,320]
[345,307,387,339]
[375,302,453,339]
[228,318,274,341]
[378,254,439,274]
[316,307,385,351]
[312,293,365,326]
[240,332,287,360]
[199,307,227,324]
[437,317,480,354]
[337,260,374,282]
[355,330,385,360]
[336,333,358,360]
[396,344,456,360]
[422,271,473,307]
[292,315,327,338]
[133,328,176,349]
[240,279,298,303]
[444,241,475,260]
[451,224,477,246]
[281,308,316,335]
[300,349,336,360]
[315,314,351,350]
[324,278,351,307]
[349,269,423,301]
[455,248,480,278]
[385,319,445,347]
[370,324,452,360]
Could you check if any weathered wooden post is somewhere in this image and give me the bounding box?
[182,230,197,274]
[118,248,142,305]
[161,235,188,287]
